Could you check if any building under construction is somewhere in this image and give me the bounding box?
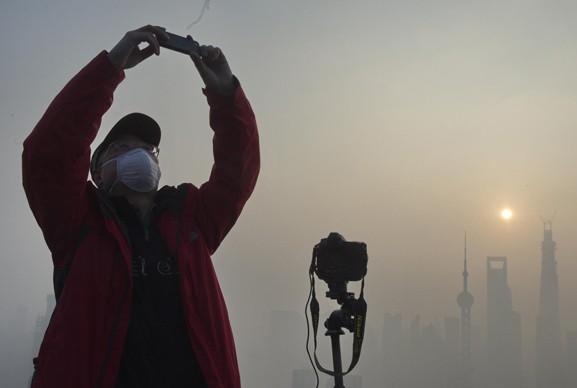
[535,221,564,388]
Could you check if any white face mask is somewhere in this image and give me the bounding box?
[103,148,161,193]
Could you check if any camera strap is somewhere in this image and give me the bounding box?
[307,266,367,378]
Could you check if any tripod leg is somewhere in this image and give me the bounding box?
[330,333,345,388]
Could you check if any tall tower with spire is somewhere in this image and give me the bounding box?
[457,234,474,362]
[452,234,475,388]
[536,220,564,388]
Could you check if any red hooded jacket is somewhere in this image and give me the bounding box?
[22,52,260,388]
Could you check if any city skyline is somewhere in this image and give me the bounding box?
[4,224,576,387]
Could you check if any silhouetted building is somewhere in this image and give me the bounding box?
[382,313,403,388]
[457,236,474,362]
[33,294,55,352]
[445,316,469,388]
[535,221,564,388]
[265,310,304,387]
[486,256,522,388]
[0,304,33,387]
[567,331,577,388]
[444,316,460,359]
[292,368,316,388]
[409,315,421,353]
[405,320,448,388]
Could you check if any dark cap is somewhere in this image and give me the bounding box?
[90,113,161,175]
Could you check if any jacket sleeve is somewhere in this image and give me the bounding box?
[194,80,260,253]
[22,52,125,265]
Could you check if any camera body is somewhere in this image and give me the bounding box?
[313,233,368,284]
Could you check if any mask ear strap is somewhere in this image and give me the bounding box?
[98,155,118,170]
[93,157,119,193]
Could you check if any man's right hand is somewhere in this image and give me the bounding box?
[107,25,169,70]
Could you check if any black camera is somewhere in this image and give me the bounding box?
[312,233,368,284]
[306,233,369,385]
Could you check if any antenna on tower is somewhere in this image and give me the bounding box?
[463,231,468,291]
[464,231,467,269]
[457,231,474,365]
[538,210,557,229]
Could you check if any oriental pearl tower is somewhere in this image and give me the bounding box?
[457,234,474,362]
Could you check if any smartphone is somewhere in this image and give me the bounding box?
[159,32,200,55]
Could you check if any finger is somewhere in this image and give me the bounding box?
[185,35,201,59]
[139,45,157,60]
[189,51,207,73]
[198,45,209,59]
[204,45,217,61]
[154,29,170,42]
[140,32,161,55]
[198,45,220,63]
[189,51,202,64]
[206,46,219,62]
[124,31,158,47]
[137,24,169,40]
[132,25,169,45]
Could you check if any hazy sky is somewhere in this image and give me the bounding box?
[2,0,577,385]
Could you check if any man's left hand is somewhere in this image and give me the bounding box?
[189,40,235,96]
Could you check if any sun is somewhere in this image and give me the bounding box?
[501,208,513,220]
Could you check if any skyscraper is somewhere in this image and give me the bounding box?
[457,236,474,362]
[382,313,403,387]
[535,221,564,388]
[567,331,577,387]
[444,316,460,359]
[486,256,522,388]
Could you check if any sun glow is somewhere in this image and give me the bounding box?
[501,208,513,220]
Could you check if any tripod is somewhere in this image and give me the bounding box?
[307,241,368,388]
[325,297,355,388]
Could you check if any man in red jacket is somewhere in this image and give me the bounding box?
[22,25,260,388]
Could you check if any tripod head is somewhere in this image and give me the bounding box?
[325,281,355,305]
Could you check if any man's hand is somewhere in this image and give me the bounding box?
[189,40,235,96]
[107,25,169,70]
